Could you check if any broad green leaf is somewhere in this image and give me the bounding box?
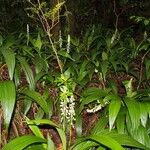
[140,103,148,127]
[116,107,126,134]
[79,88,109,112]
[14,65,21,87]
[2,135,46,150]
[109,97,121,130]
[78,61,88,81]
[34,72,46,83]
[108,132,150,150]
[57,128,66,150]
[24,144,45,150]
[22,89,49,114]
[101,61,109,79]
[123,79,136,98]
[26,119,44,139]
[1,48,15,80]
[0,80,16,130]
[23,97,32,115]
[72,141,98,150]
[58,50,75,61]
[27,119,58,128]
[47,135,55,150]
[17,56,35,90]
[91,115,108,134]
[125,98,140,130]
[88,135,124,150]
[75,112,82,137]
[28,119,66,150]
[128,125,150,148]
[82,87,109,97]
[35,108,45,119]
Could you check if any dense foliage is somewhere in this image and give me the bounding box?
[0,0,150,150]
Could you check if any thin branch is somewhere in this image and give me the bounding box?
[137,50,150,90]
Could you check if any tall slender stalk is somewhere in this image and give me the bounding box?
[28,0,63,73]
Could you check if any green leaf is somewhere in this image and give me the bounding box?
[140,103,148,127]
[75,112,82,137]
[108,132,150,150]
[17,56,35,90]
[23,97,32,115]
[102,51,108,60]
[72,141,98,150]
[34,33,42,50]
[116,108,126,134]
[123,79,136,98]
[24,144,46,150]
[27,119,58,128]
[144,20,149,26]
[27,119,66,150]
[0,80,16,130]
[26,119,44,139]
[109,96,121,130]
[125,98,140,130]
[57,128,66,150]
[47,135,55,150]
[58,50,75,61]
[78,61,88,81]
[79,88,109,112]
[0,35,3,46]
[88,135,124,150]
[1,48,15,80]
[101,61,109,79]
[2,135,46,150]
[145,59,150,79]
[22,89,49,114]
[91,115,108,134]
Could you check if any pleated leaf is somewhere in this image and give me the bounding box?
[109,96,121,130]
[17,56,35,90]
[88,135,124,150]
[109,132,150,150]
[79,88,109,112]
[116,108,126,134]
[27,119,66,150]
[91,115,108,134]
[140,103,148,127]
[125,98,140,130]
[0,80,16,130]
[22,89,49,114]
[1,48,15,80]
[26,119,44,139]
[2,135,46,150]
[72,141,98,150]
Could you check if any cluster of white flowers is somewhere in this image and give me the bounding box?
[60,95,76,127]
[86,101,109,113]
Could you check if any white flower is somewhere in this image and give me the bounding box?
[67,34,70,53]
[86,104,102,113]
[59,30,62,49]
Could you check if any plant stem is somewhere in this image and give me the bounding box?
[36,0,63,73]
[137,50,150,90]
